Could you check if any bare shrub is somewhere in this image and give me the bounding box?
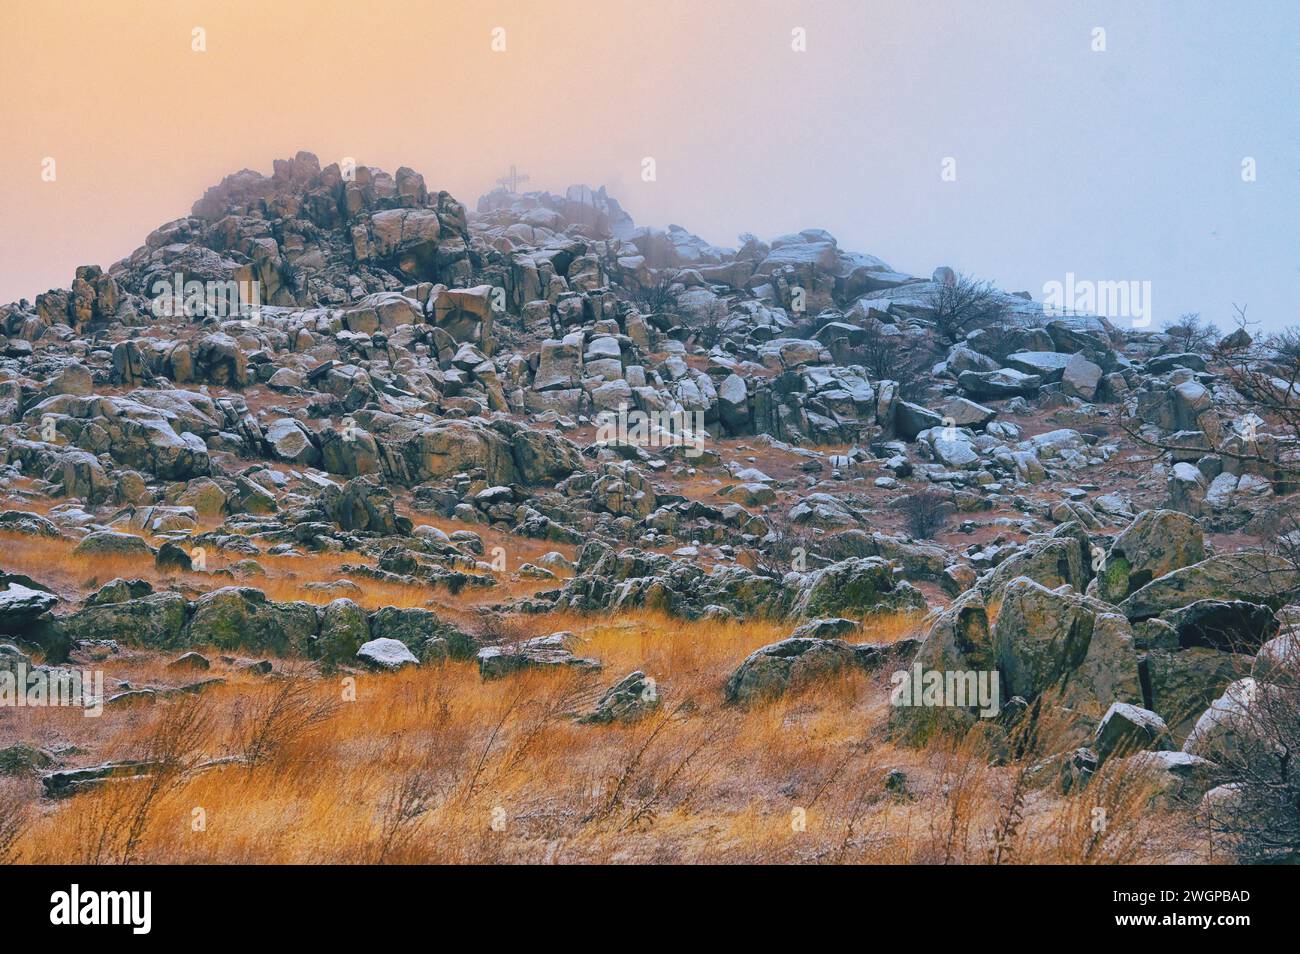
[690,298,731,349]
[622,270,679,316]
[892,489,955,539]
[235,667,338,771]
[470,610,542,647]
[1203,650,1300,863]
[1162,312,1221,353]
[68,696,215,864]
[371,760,436,864]
[754,524,824,577]
[928,274,1010,344]
[0,783,30,864]
[858,318,933,385]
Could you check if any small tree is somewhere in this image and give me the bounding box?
[624,270,679,317]
[859,318,909,381]
[892,489,955,539]
[1203,654,1300,863]
[1162,312,1221,353]
[928,274,1010,344]
[691,298,732,349]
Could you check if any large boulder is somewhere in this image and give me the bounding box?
[476,633,601,680]
[356,637,419,672]
[369,606,477,660]
[265,417,321,467]
[992,578,1141,718]
[0,583,58,632]
[894,401,944,441]
[783,557,926,619]
[1160,599,1279,654]
[1095,509,1205,604]
[71,530,154,560]
[888,589,992,743]
[431,285,495,351]
[191,333,250,387]
[1143,646,1251,740]
[383,419,516,487]
[724,637,858,706]
[509,427,584,485]
[534,334,583,391]
[1061,352,1103,400]
[1004,351,1072,379]
[1118,553,1300,621]
[1181,678,1268,762]
[322,476,409,535]
[1252,630,1300,687]
[1092,702,1172,762]
[578,670,661,723]
[978,525,1092,601]
[187,587,319,655]
[58,592,189,651]
[957,368,1041,399]
[318,598,371,666]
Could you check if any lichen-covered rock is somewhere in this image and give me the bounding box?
[1159,599,1278,654]
[1092,702,1172,762]
[1119,553,1300,621]
[59,592,189,650]
[724,637,859,706]
[71,530,154,560]
[578,670,660,723]
[992,578,1141,718]
[783,557,926,619]
[477,633,601,680]
[369,606,477,660]
[1096,509,1205,604]
[318,598,371,666]
[187,587,319,655]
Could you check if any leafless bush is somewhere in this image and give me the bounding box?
[372,761,436,864]
[118,696,216,862]
[622,270,679,316]
[587,701,721,831]
[1203,650,1300,863]
[235,667,338,771]
[857,318,934,385]
[754,524,824,576]
[892,489,955,540]
[471,610,542,647]
[690,298,731,349]
[68,696,216,865]
[1162,312,1221,353]
[928,274,1010,344]
[1269,325,1300,365]
[0,783,30,864]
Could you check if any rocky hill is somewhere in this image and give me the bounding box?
[1,152,1297,864]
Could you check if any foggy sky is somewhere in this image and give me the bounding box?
[1,0,1296,331]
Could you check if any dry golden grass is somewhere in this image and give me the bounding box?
[4,608,1199,865]
[0,511,572,618]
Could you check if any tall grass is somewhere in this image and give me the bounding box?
[7,608,1199,863]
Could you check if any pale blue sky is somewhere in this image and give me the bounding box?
[602,0,1300,333]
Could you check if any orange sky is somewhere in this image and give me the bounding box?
[1,0,869,303]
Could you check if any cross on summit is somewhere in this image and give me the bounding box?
[495,164,530,193]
